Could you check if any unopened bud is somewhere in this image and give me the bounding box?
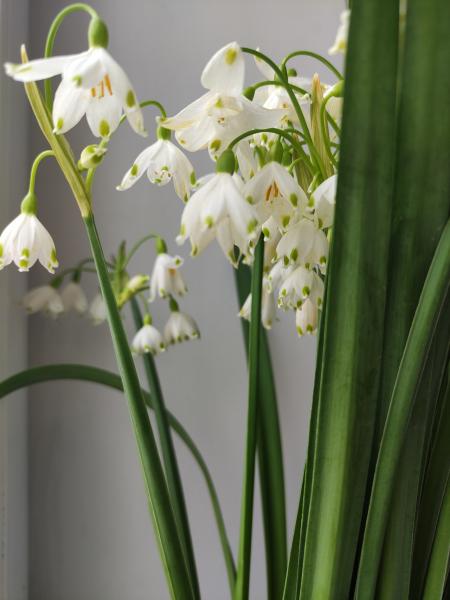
[78,145,107,170]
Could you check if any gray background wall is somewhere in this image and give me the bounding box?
[23,0,343,598]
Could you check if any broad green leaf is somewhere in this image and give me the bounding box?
[297,0,400,597]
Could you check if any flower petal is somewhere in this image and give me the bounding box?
[5,53,82,82]
[201,42,245,96]
[52,78,89,134]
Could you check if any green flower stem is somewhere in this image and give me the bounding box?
[228,127,314,176]
[0,363,236,595]
[241,48,326,179]
[319,99,338,169]
[28,150,55,193]
[355,220,450,600]
[234,261,287,600]
[124,233,159,267]
[280,50,343,80]
[234,235,264,600]
[130,298,201,600]
[83,213,194,600]
[44,3,99,110]
[251,80,309,97]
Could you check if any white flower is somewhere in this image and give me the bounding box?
[132,323,165,355]
[89,292,107,325]
[278,268,324,310]
[22,285,64,317]
[117,136,195,202]
[61,281,88,314]
[311,174,337,229]
[201,42,245,96]
[164,311,200,345]
[296,298,318,336]
[163,92,283,160]
[239,288,276,330]
[264,260,294,293]
[149,253,187,301]
[329,9,351,55]
[244,161,308,230]
[275,218,319,265]
[6,45,145,138]
[0,211,58,273]
[177,170,259,263]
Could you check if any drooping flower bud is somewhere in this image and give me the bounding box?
[78,145,107,170]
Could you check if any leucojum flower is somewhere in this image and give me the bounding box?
[5,18,145,138]
[22,285,64,318]
[164,298,200,345]
[0,192,58,273]
[132,314,165,355]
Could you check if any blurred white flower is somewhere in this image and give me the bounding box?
[329,9,351,55]
[164,310,200,345]
[275,218,317,265]
[6,37,145,138]
[117,133,195,202]
[22,285,63,317]
[132,321,165,355]
[89,292,107,325]
[311,174,337,229]
[0,208,58,274]
[149,254,187,301]
[296,298,318,336]
[61,281,88,314]
[239,287,276,330]
[278,265,314,309]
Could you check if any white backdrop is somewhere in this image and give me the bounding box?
[26,0,343,598]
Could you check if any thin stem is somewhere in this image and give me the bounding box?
[235,235,265,600]
[130,298,201,600]
[44,3,99,110]
[121,99,167,123]
[125,233,159,267]
[319,98,338,169]
[281,50,344,80]
[241,48,326,179]
[83,213,194,600]
[28,150,55,193]
[251,80,309,97]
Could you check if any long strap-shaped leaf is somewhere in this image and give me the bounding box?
[0,363,236,591]
[355,220,450,599]
[130,298,201,598]
[374,0,450,591]
[234,261,287,600]
[297,0,399,597]
[84,215,193,599]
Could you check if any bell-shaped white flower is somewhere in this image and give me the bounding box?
[329,9,351,55]
[264,260,294,294]
[89,292,107,325]
[275,217,317,265]
[305,228,329,273]
[239,288,276,330]
[61,281,88,314]
[201,42,245,97]
[0,194,58,273]
[244,158,308,230]
[278,265,314,309]
[177,150,259,262]
[6,23,145,138]
[311,175,337,229]
[164,307,200,345]
[296,298,318,336]
[149,252,187,301]
[22,284,64,317]
[132,317,165,355]
[117,128,195,202]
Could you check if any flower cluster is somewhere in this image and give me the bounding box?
[117,40,340,336]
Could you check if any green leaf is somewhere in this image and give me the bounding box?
[130,298,201,598]
[234,260,287,600]
[84,215,193,599]
[411,357,450,597]
[0,363,236,591]
[297,0,400,597]
[355,220,450,599]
